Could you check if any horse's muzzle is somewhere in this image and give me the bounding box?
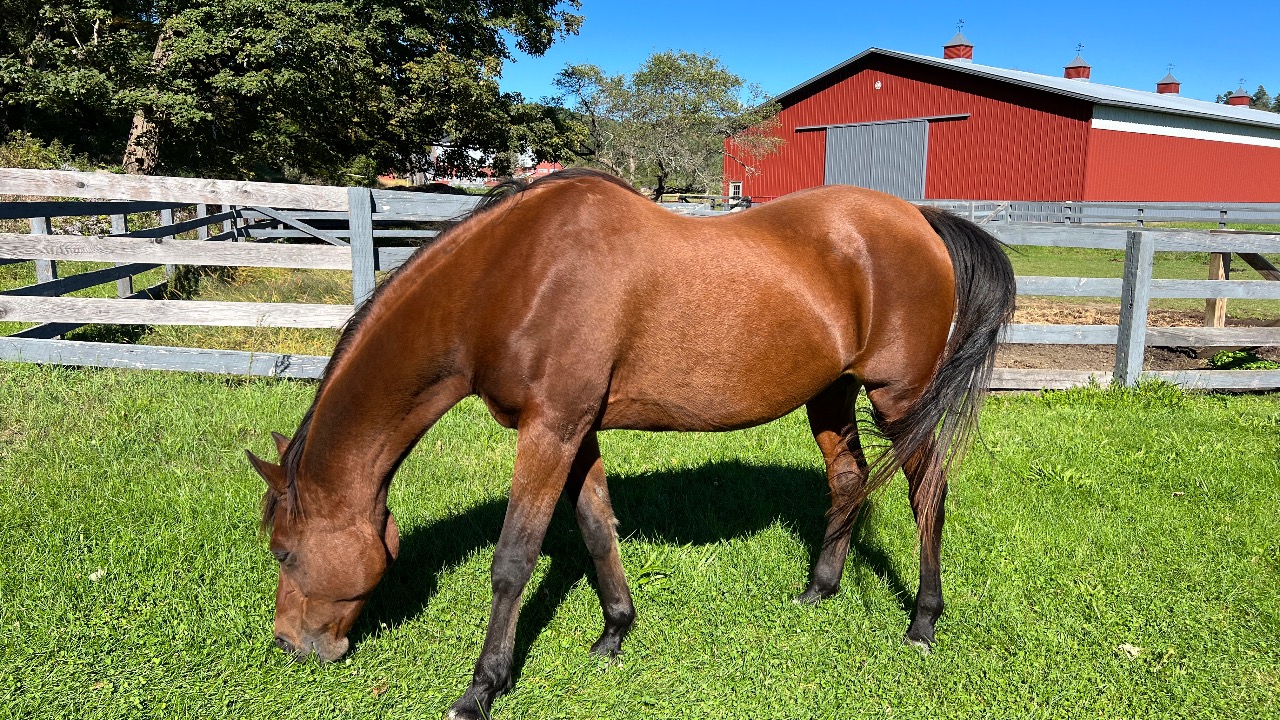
[274,633,349,663]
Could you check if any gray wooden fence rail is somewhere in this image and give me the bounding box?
[1,168,1278,390]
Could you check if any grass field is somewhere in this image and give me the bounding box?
[1,364,1277,719]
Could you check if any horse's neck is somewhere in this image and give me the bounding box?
[296,269,470,512]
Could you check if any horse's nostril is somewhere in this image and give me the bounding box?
[274,635,297,655]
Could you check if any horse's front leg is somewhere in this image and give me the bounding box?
[448,414,593,720]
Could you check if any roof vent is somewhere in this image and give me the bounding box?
[943,31,973,62]
[1226,84,1251,106]
[1156,69,1180,94]
[1064,54,1091,81]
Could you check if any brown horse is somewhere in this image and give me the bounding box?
[248,169,1015,719]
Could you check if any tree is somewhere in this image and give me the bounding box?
[0,0,583,180]
[1251,85,1273,111]
[554,51,781,199]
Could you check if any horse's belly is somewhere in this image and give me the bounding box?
[599,328,846,432]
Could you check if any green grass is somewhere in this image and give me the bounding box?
[1,365,1277,718]
[1007,246,1280,319]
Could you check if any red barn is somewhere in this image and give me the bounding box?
[725,36,1280,202]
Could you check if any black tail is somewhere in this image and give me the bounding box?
[832,207,1016,550]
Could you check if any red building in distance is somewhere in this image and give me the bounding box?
[725,37,1280,203]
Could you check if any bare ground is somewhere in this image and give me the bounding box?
[1000,299,1280,371]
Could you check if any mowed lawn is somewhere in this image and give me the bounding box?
[0,364,1277,719]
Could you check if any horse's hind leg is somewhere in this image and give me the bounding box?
[866,383,948,650]
[448,413,594,720]
[904,458,946,649]
[797,378,868,604]
[563,431,635,657]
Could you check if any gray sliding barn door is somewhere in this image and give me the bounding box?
[823,120,928,199]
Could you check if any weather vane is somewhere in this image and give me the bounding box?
[1076,43,1085,55]
[1167,63,1175,74]
[956,19,964,33]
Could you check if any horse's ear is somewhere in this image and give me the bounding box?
[247,450,287,495]
[270,431,290,459]
[383,511,400,562]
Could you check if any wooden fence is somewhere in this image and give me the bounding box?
[1,168,1278,391]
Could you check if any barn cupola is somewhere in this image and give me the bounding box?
[1226,84,1251,106]
[1156,71,1180,94]
[1064,53,1091,81]
[943,31,973,62]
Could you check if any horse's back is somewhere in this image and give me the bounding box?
[455,177,956,431]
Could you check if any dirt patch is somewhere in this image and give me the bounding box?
[1003,299,1278,371]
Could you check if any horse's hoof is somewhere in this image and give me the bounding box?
[903,634,933,654]
[590,634,624,659]
[794,586,836,605]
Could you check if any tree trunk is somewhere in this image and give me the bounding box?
[122,111,161,175]
[650,160,667,201]
[121,29,172,175]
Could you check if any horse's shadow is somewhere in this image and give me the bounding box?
[353,460,913,678]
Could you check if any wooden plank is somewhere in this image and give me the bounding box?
[1015,275,1280,300]
[249,206,348,247]
[1001,324,1280,346]
[1142,369,1280,389]
[122,210,239,239]
[0,263,158,297]
[240,228,441,239]
[0,338,329,379]
[989,367,1280,391]
[1205,253,1230,327]
[990,225,1280,253]
[376,247,415,271]
[991,226,1127,249]
[0,233,352,269]
[1237,253,1280,282]
[348,188,376,305]
[1001,324,1118,344]
[990,368,1111,390]
[1147,326,1280,346]
[0,296,353,327]
[371,190,481,219]
[0,168,348,211]
[1114,231,1154,387]
[0,200,187,221]
[10,323,82,339]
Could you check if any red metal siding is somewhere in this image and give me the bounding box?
[725,55,1092,201]
[1083,129,1280,202]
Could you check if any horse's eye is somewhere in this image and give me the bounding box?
[272,549,291,564]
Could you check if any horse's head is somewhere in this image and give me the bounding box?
[248,432,400,663]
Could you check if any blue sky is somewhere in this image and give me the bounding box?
[499,1,1280,105]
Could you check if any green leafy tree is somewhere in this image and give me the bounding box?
[554,51,781,199]
[0,0,583,180]
[1251,85,1273,111]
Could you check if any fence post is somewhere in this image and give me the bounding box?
[30,216,56,283]
[1114,230,1154,387]
[347,187,376,307]
[222,204,235,241]
[110,214,133,297]
[160,208,176,280]
[1205,253,1230,327]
